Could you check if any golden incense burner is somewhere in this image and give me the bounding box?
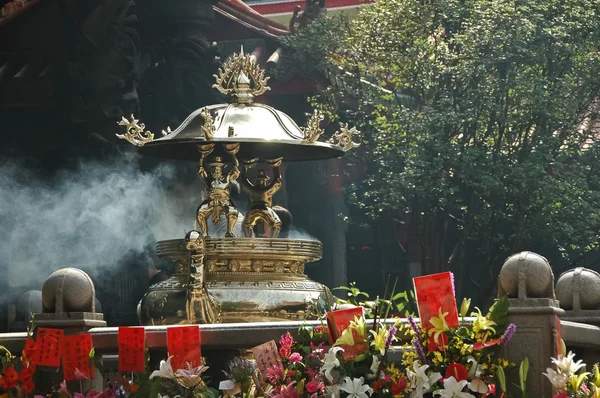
[119,48,360,325]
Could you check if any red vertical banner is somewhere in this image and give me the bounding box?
[167,326,201,370]
[413,272,459,330]
[33,328,64,367]
[118,327,146,373]
[326,307,364,343]
[61,334,93,381]
[555,315,564,356]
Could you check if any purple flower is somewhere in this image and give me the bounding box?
[407,316,421,335]
[500,323,517,345]
[385,325,397,349]
[407,316,426,362]
[450,272,456,296]
[412,337,426,363]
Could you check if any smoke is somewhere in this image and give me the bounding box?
[0,153,204,291]
[0,153,319,299]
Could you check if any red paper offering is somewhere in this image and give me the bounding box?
[118,327,146,372]
[326,307,364,343]
[555,315,563,355]
[61,333,93,381]
[33,328,64,367]
[413,272,459,330]
[252,340,282,381]
[167,326,201,370]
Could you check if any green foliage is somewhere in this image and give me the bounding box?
[497,365,507,393]
[519,357,529,398]
[487,295,509,330]
[334,282,417,317]
[286,0,600,301]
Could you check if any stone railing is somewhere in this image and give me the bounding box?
[4,252,600,396]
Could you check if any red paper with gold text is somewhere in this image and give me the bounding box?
[326,307,364,344]
[413,272,459,330]
[61,333,93,381]
[33,328,64,367]
[167,326,201,370]
[118,327,146,372]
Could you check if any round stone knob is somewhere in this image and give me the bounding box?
[499,251,554,298]
[42,268,95,313]
[556,267,600,310]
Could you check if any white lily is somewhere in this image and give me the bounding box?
[543,368,568,389]
[407,361,442,398]
[467,378,488,394]
[551,352,586,376]
[466,357,481,379]
[322,346,344,382]
[433,376,475,398]
[326,384,341,398]
[150,356,176,379]
[413,361,442,390]
[369,355,380,378]
[175,362,209,389]
[340,377,372,398]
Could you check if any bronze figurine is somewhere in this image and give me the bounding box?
[185,230,220,324]
[197,145,240,237]
[240,158,283,238]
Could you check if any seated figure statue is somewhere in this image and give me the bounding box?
[196,145,240,237]
[240,158,283,238]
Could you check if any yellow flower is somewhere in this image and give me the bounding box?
[335,327,355,346]
[370,328,388,355]
[387,363,401,381]
[428,308,450,344]
[460,298,472,318]
[471,307,497,334]
[350,316,368,337]
[401,350,417,367]
[432,351,444,366]
[334,316,367,347]
[459,343,472,356]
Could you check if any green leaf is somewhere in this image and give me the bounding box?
[296,379,306,394]
[148,378,164,398]
[95,356,105,377]
[519,357,529,396]
[202,387,221,398]
[89,348,95,359]
[497,365,507,392]
[488,295,509,330]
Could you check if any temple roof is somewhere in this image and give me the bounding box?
[0,0,290,37]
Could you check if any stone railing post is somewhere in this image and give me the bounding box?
[34,268,107,393]
[498,251,563,398]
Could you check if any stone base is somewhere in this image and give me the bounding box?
[507,297,562,310]
[34,312,107,329]
[503,298,563,398]
[561,310,600,325]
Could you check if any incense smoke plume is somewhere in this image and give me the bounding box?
[0,154,210,293]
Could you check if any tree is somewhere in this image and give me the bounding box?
[284,0,600,303]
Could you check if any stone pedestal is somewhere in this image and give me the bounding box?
[35,268,107,393]
[498,251,560,398]
[502,298,563,398]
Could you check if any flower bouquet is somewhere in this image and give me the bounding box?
[129,356,218,398]
[225,285,520,398]
[544,351,600,398]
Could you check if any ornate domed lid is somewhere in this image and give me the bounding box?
[117,49,359,161]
